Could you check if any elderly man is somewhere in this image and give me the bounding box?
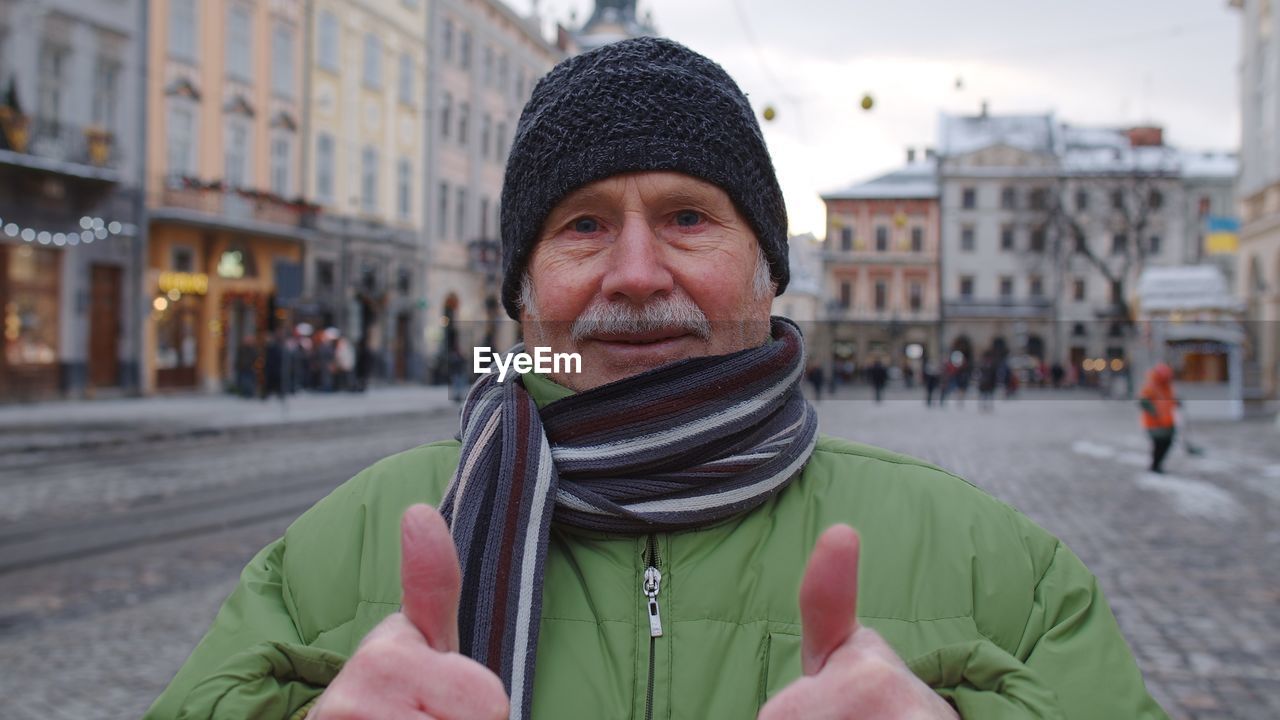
[148,38,1165,720]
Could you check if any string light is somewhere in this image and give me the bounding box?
[1,217,135,245]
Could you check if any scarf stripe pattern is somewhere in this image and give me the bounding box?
[439,318,818,719]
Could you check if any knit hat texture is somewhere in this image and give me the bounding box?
[499,36,789,319]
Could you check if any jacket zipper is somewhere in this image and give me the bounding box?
[643,534,663,720]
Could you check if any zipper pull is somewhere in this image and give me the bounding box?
[643,565,663,637]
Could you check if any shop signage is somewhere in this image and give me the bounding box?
[158,271,209,295]
[217,250,246,279]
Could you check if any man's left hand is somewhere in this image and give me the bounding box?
[758,525,960,720]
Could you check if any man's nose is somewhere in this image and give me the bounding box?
[599,214,674,304]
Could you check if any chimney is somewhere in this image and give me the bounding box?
[980,100,989,118]
[1126,126,1164,147]
[906,147,917,164]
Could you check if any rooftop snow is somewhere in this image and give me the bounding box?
[822,163,938,200]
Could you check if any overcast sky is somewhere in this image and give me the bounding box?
[508,0,1242,239]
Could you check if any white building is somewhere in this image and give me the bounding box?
[1230,0,1280,405]
[772,233,823,325]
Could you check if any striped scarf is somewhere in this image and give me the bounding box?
[439,317,818,719]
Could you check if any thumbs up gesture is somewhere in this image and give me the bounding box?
[758,526,959,720]
[310,504,510,719]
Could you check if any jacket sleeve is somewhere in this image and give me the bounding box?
[1012,540,1168,720]
[142,536,346,720]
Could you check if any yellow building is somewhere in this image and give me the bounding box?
[302,0,428,381]
[144,0,308,393]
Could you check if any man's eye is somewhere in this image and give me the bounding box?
[572,217,599,233]
[675,210,703,227]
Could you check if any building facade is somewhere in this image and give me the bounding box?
[935,111,1220,383]
[422,0,558,380]
[1232,0,1280,403]
[0,0,147,401]
[300,0,428,384]
[820,154,941,377]
[144,0,309,394]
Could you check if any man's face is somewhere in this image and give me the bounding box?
[520,171,774,391]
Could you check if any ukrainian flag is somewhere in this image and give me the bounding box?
[1204,216,1239,255]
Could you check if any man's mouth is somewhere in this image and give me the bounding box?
[588,330,692,345]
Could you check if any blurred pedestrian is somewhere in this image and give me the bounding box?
[806,363,825,400]
[977,352,997,413]
[1138,363,1179,474]
[923,362,940,407]
[1050,362,1065,389]
[868,358,888,404]
[262,329,286,401]
[335,334,356,392]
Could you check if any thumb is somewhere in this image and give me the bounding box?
[400,503,461,653]
[799,524,861,675]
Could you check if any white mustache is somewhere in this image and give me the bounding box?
[570,295,712,343]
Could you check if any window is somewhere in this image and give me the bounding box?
[5,246,61,369]
[1075,189,1089,212]
[1029,274,1044,297]
[315,133,334,203]
[481,113,491,159]
[167,104,195,176]
[271,23,295,97]
[1029,227,1046,252]
[225,121,250,188]
[460,30,471,69]
[874,280,887,311]
[37,42,68,123]
[1109,283,1122,305]
[1149,189,1164,209]
[1073,278,1086,302]
[875,226,888,252]
[172,246,195,272]
[483,46,493,85]
[495,121,507,159]
[498,54,508,92]
[458,102,469,145]
[318,11,339,71]
[961,187,976,209]
[363,33,381,88]
[960,225,975,251]
[437,182,449,237]
[1029,188,1047,210]
[1000,225,1014,251]
[442,18,454,62]
[959,275,975,298]
[840,227,853,252]
[1111,189,1125,211]
[316,259,335,293]
[1111,233,1128,254]
[398,267,412,295]
[398,52,414,104]
[909,282,923,312]
[1148,235,1162,255]
[270,135,292,196]
[516,69,526,100]
[361,146,378,213]
[839,281,852,309]
[91,57,121,134]
[479,196,489,237]
[456,188,467,239]
[170,0,198,62]
[226,4,252,81]
[999,276,1014,299]
[1000,186,1016,209]
[910,227,923,253]
[397,157,411,220]
[440,92,452,139]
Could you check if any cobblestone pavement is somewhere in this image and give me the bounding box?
[0,389,1276,719]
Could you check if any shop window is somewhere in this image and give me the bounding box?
[3,246,60,367]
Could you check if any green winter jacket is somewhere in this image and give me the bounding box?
[147,373,1166,719]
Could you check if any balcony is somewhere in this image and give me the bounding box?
[151,178,320,242]
[944,296,1054,320]
[0,111,122,182]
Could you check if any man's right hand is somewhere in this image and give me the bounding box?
[310,504,510,719]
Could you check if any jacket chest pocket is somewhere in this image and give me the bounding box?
[761,632,803,706]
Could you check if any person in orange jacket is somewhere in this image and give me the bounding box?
[1138,363,1179,473]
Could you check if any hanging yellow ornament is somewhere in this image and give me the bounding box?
[860,94,874,111]
[762,105,777,122]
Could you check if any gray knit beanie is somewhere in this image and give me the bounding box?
[499,36,789,320]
